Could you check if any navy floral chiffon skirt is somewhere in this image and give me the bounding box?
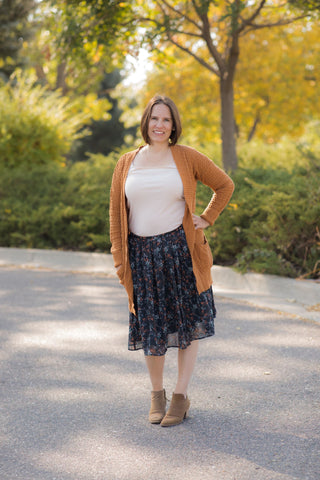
[128,225,216,356]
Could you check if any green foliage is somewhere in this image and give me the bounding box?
[0,0,36,78]
[196,137,320,279]
[0,72,89,167]
[0,153,117,251]
[1,126,319,278]
[25,1,135,98]
[46,0,134,68]
[289,0,320,12]
[70,70,138,161]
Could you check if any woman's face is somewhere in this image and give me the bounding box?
[148,103,173,146]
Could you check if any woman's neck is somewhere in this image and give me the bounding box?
[147,143,170,155]
[134,142,173,167]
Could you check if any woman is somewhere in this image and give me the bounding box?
[109,95,234,427]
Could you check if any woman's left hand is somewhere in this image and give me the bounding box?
[192,214,210,230]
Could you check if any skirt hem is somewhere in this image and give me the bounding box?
[128,332,215,356]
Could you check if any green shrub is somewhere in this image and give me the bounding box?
[0,153,117,251]
[196,142,320,278]
[1,126,319,278]
[0,72,89,167]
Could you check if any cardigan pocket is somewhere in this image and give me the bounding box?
[116,264,125,285]
[193,229,213,271]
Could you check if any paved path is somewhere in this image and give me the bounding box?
[0,246,319,323]
[0,267,319,480]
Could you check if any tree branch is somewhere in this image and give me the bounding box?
[168,36,220,77]
[170,29,203,39]
[191,0,209,21]
[238,0,266,32]
[242,14,309,34]
[156,0,202,31]
[139,15,219,75]
[139,16,202,39]
[156,0,224,71]
[201,13,226,74]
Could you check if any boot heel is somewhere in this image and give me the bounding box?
[160,393,190,427]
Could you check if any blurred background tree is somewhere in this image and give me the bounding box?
[132,0,311,171]
[18,0,138,160]
[69,70,138,162]
[0,0,36,80]
[289,0,320,11]
[136,19,319,147]
[28,0,134,93]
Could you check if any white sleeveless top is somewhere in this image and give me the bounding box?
[125,155,185,237]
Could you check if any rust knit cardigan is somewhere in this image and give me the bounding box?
[109,144,234,314]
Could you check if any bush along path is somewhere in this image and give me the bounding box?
[1,149,320,279]
[198,158,320,279]
[0,77,319,281]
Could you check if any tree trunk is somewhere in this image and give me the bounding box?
[56,62,68,95]
[220,77,238,172]
[35,64,48,86]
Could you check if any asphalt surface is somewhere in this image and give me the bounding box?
[0,267,319,480]
[0,246,319,323]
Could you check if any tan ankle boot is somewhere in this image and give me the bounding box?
[149,389,167,424]
[160,393,190,427]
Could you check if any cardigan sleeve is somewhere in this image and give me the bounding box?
[189,147,235,225]
[109,155,125,268]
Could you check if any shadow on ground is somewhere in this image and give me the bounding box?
[0,268,319,480]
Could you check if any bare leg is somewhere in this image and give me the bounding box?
[145,355,166,391]
[174,340,199,396]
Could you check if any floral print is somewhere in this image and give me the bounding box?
[128,225,216,356]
